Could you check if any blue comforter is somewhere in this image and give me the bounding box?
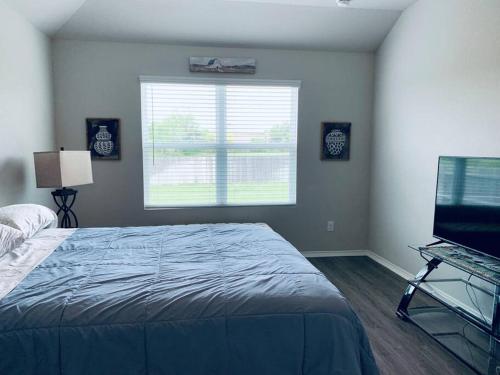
[0,224,378,375]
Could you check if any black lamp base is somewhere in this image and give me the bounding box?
[51,188,78,228]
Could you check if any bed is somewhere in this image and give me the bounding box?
[0,221,378,375]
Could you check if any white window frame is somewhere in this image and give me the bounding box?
[140,76,301,209]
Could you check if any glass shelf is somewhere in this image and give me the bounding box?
[407,278,492,334]
[408,305,497,375]
[410,245,500,285]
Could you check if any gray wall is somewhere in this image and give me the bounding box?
[0,2,54,207]
[369,0,500,315]
[52,40,374,252]
[370,0,500,273]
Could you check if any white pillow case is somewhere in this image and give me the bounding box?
[0,204,58,239]
[0,223,25,257]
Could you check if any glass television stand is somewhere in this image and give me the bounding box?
[397,244,500,375]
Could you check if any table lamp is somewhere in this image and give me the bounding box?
[33,148,93,228]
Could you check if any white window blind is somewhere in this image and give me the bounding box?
[140,77,300,208]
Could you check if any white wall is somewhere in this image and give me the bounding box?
[0,2,54,207]
[52,40,374,252]
[370,0,500,316]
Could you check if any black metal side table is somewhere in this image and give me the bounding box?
[51,187,79,228]
[397,245,500,375]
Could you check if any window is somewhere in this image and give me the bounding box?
[140,77,300,208]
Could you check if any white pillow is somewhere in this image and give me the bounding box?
[0,204,58,239]
[0,224,25,257]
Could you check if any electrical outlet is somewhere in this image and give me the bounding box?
[327,221,335,232]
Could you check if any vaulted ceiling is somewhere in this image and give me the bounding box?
[4,0,417,51]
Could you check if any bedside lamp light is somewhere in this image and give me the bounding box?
[34,148,93,228]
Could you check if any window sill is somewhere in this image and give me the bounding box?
[144,203,297,210]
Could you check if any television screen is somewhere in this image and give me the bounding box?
[434,156,500,259]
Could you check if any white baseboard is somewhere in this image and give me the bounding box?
[301,249,485,322]
[301,249,412,279]
[366,251,414,280]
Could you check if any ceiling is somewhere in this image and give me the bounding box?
[4,0,417,51]
[226,0,415,10]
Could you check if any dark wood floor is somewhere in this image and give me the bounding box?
[309,256,476,375]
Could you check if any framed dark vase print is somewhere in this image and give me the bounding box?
[86,118,121,160]
[321,122,351,161]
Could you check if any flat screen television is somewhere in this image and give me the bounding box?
[434,156,500,259]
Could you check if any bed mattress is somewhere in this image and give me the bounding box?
[0,223,378,375]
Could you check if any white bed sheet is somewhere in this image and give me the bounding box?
[0,228,75,300]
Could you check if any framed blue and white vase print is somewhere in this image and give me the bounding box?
[321,122,351,161]
[86,118,121,160]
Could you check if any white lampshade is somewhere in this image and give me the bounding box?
[34,151,93,188]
